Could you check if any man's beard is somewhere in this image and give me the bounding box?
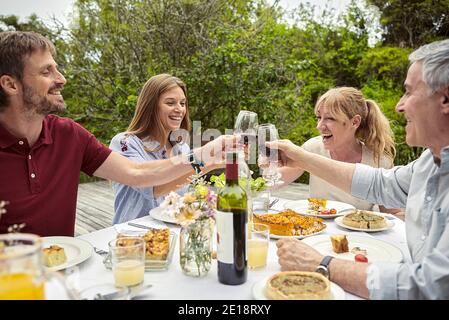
[22,84,66,115]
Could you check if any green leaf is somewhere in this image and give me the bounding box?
[210,174,266,192]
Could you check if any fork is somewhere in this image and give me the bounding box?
[127,222,158,230]
[268,198,279,209]
[94,284,154,300]
[93,247,108,256]
[93,247,111,269]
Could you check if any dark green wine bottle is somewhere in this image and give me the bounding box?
[216,152,248,285]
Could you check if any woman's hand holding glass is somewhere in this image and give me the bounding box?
[264,139,308,167]
[257,124,284,187]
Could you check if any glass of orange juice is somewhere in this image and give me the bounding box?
[109,237,145,288]
[248,223,270,269]
[0,233,77,300]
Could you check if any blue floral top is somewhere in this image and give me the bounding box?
[109,132,190,224]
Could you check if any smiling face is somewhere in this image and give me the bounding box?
[158,86,187,132]
[20,49,66,115]
[395,61,443,148]
[315,105,359,151]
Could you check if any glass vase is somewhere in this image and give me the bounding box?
[179,218,214,277]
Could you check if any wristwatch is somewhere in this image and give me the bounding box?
[315,256,334,279]
[187,151,205,174]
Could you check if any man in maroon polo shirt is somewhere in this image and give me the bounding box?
[0,31,231,236]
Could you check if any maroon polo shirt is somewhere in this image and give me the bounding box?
[0,115,112,236]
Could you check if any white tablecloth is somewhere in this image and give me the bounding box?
[67,198,409,300]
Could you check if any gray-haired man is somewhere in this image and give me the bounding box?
[269,39,449,299]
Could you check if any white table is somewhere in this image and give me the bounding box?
[68,198,409,300]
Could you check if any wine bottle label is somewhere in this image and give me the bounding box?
[216,210,234,263]
[216,210,247,264]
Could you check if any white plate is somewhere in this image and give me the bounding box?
[149,206,179,225]
[252,276,345,300]
[283,200,355,219]
[269,225,327,240]
[301,234,403,263]
[42,236,93,271]
[334,214,394,232]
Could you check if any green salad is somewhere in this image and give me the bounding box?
[210,173,267,192]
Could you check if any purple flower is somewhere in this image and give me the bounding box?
[206,190,217,204]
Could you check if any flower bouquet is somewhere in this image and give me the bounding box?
[168,176,217,277]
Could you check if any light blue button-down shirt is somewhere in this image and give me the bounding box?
[351,146,449,299]
[109,132,189,224]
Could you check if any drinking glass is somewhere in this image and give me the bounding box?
[252,189,271,213]
[108,237,145,288]
[257,123,284,186]
[234,110,258,151]
[247,223,270,269]
[0,233,77,300]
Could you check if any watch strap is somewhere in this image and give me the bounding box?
[319,255,334,268]
[188,151,205,174]
[316,255,334,279]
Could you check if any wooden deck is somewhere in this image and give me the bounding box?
[75,180,309,236]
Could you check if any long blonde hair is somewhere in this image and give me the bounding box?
[127,74,191,147]
[314,87,396,166]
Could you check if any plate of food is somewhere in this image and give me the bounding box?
[335,210,394,232]
[42,237,93,271]
[283,198,355,218]
[149,192,183,224]
[252,272,345,300]
[253,209,327,239]
[149,206,178,225]
[103,228,177,271]
[301,234,403,263]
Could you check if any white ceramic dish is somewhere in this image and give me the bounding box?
[149,207,179,225]
[334,214,394,232]
[42,236,93,271]
[283,200,355,219]
[252,276,346,300]
[301,234,403,263]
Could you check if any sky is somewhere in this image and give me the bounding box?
[0,0,75,25]
[0,0,352,26]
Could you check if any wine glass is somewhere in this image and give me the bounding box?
[234,111,258,149]
[257,123,284,187]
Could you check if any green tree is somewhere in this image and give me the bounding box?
[1,0,424,175]
[357,46,411,88]
[63,0,303,142]
[367,0,449,47]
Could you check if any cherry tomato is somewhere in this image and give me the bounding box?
[329,208,337,215]
[321,210,330,215]
[355,254,368,263]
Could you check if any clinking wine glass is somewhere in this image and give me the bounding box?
[234,110,258,149]
[257,123,284,187]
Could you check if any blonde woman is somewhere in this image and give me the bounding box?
[279,87,400,213]
[109,74,218,224]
